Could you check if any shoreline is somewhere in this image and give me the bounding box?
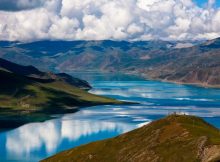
[41,114,220,162]
[145,77,220,89]
[0,101,136,132]
[67,70,220,89]
[124,71,220,89]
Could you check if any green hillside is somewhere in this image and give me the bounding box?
[42,115,220,162]
[0,69,122,130]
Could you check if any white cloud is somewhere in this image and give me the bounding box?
[49,16,79,40]
[0,0,220,41]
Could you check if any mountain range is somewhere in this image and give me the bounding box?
[0,40,178,72]
[0,38,219,87]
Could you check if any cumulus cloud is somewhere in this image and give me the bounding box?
[0,0,220,41]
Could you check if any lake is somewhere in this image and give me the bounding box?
[0,73,220,162]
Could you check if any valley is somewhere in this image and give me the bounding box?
[1,1,220,162]
[0,39,219,88]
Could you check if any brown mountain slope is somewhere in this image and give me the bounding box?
[42,115,220,162]
[141,41,220,88]
[0,39,219,87]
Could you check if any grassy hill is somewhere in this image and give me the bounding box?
[0,58,92,90]
[42,115,220,162]
[0,59,123,130]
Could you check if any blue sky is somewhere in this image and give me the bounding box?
[194,0,220,7]
[194,0,208,6]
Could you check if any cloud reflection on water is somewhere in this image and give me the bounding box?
[90,81,192,99]
[6,120,61,156]
[90,81,220,103]
[6,118,134,158]
[61,119,132,141]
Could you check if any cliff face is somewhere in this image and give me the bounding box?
[42,115,220,162]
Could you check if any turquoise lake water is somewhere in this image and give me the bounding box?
[0,73,220,162]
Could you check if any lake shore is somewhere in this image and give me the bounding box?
[0,101,135,131]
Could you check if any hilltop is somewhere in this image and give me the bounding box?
[42,115,220,162]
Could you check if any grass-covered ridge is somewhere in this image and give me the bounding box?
[0,59,124,130]
[0,70,121,111]
[42,115,220,162]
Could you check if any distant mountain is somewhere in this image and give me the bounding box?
[0,58,122,130]
[42,115,220,162]
[1,39,218,87]
[0,40,179,72]
[141,38,220,87]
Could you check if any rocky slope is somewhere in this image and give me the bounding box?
[140,38,220,87]
[42,115,220,162]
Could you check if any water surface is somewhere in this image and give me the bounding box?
[0,72,220,162]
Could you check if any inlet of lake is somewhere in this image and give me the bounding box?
[0,73,220,162]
